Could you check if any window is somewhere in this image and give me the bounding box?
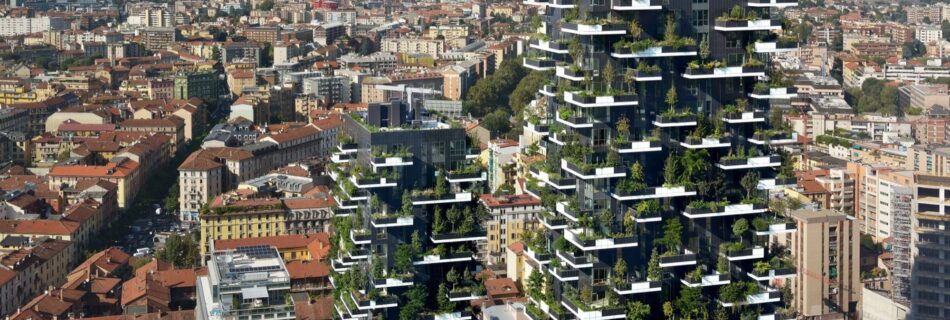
[691,9,708,27]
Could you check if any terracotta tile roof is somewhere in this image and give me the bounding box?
[48,159,139,178]
[69,247,131,279]
[285,260,330,279]
[0,219,80,235]
[264,124,321,144]
[507,241,524,254]
[135,258,173,278]
[58,122,116,132]
[282,197,334,210]
[153,268,207,289]
[121,275,171,308]
[479,194,539,208]
[484,277,520,297]
[271,165,310,177]
[89,277,123,294]
[0,269,14,286]
[81,310,196,320]
[293,296,333,320]
[214,233,330,260]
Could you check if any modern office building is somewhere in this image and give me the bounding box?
[788,209,860,318]
[196,245,295,320]
[519,0,799,318]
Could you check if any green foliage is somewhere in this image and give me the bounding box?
[720,282,759,303]
[663,152,680,186]
[732,218,749,240]
[437,283,454,313]
[846,78,899,115]
[647,249,661,281]
[659,218,683,252]
[463,58,528,117]
[902,40,926,59]
[482,109,512,138]
[399,285,427,320]
[675,286,705,318]
[156,234,199,268]
[257,0,274,10]
[510,70,551,118]
[626,301,651,320]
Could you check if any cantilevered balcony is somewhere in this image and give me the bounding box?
[757,177,797,190]
[539,84,557,97]
[548,0,575,8]
[447,289,487,302]
[682,203,768,219]
[541,213,569,230]
[564,228,638,251]
[371,215,414,228]
[748,0,798,8]
[754,221,797,236]
[522,0,549,6]
[350,229,371,245]
[556,250,596,269]
[631,210,663,223]
[334,195,361,210]
[682,66,766,79]
[681,272,731,287]
[611,45,696,58]
[749,87,798,99]
[561,159,626,180]
[426,311,473,320]
[722,111,766,124]
[410,192,472,205]
[351,176,398,188]
[610,0,662,10]
[547,131,567,146]
[350,291,399,310]
[555,201,587,222]
[530,39,570,54]
[524,246,553,265]
[561,298,626,320]
[561,22,627,36]
[613,279,662,295]
[564,91,638,108]
[373,275,414,288]
[556,114,594,128]
[430,231,487,244]
[747,268,796,281]
[612,185,696,201]
[653,114,697,127]
[413,252,475,265]
[629,69,662,81]
[717,155,782,170]
[753,40,798,53]
[749,131,799,145]
[714,19,783,32]
[555,65,589,81]
[615,140,662,153]
[718,288,781,307]
[370,156,413,168]
[331,152,353,163]
[337,143,358,153]
[680,136,730,149]
[523,57,557,71]
[548,266,580,281]
[446,171,487,183]
[529,166,577,189]
[524,120,550,136]
[659,249,698,267]
[725,246,766,261]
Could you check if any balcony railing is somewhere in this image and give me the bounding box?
[610,0,662,10]
[612,45,697,58]
[561,159,626,180]
[713,19,783,31]
[722,111,766,123]
[430,231,487,244]
[681,136,730,149]
[561,22,627,35]
[718,155,782,170]
[683,66,767,79]
[653,114,697,127]
[659,250,698,267]
[523,57,557,71]
[612,185,696,201]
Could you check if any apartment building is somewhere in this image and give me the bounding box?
[898,84,950,112]
[198,197,288,256]
[0,16,68,36]
[479,194,541,266]
[906,144,950,176]
[141,27,176,51]
[0,239,74,316]
[196,245,295,320]
[48,157,142,209]
[380,38,445,56]
[789,209,860,318]
[848,163,914,241]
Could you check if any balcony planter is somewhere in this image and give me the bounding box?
[524,120,550,134]
[523,57,557,71]
[337,143,358,153]
[681,136,730,149]
[719,289,781,307]
[522,0,549,6]
[681,272,731,287]
[631,69,662,81]
[682,203,767,218]
[541,214,569,230]
[371,156,413,167]
[352,176,398,188]
[610,0,662,10]
[548,266,580,281]
[371,215,414,228]
[659,251,698,267]
[350,230,371,245]
[413,252,475,265]
[612,186,696,201]
[350,292,399,310]
[564,228,638,251]
[410,192,472,205]
[725,246,766,261]
[556,114,593,128]
[749,131,798,145]
[565,91,638,108]
[448,289,487,302]
[549,0,575,7]
[430,231,487,243]
[539,84,557,97]
[561,22,627,35]
[373,275,414,288]
[633,210,663,223]
[750,87,798,99]
[754,40,799,53]
[331,152,353,163]
[562,298,626,320]
[445,171,486,183]
[561,159,626,179]
[557,250,595,268]
[531,39,570,51]
[748,0,798,8]
[717,155,782,170]
[754,222,797,236]
[612,45,697,58]
[529,166,577,189]
[556,65,590,81]
[613,279,662,295]
[748,268,796,281]
[723,111,766,123]
[714,19,783,31]
[653,114,697,127]
[615,140,662,153]
[524,246,552,264]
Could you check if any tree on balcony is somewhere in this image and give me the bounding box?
[437,283,454,313]
[604,60,616,91]
[659,218,683,254]
[433,206,444,233]
[663,152,680,187]
[676,286,706,319]
[740,171,760,200]
[681,149,711,186]
[648,249,661,281]
[627,301,650,320]
[400,285,428,320]
[623,208,636,235]
[616,115,631,144]
[665,86,678,112]
[612,259,627,284]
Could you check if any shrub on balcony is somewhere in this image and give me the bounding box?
[636,63,661,73]
[719,281,758,303]
[743,58,765,68]
[687,266,703,283]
